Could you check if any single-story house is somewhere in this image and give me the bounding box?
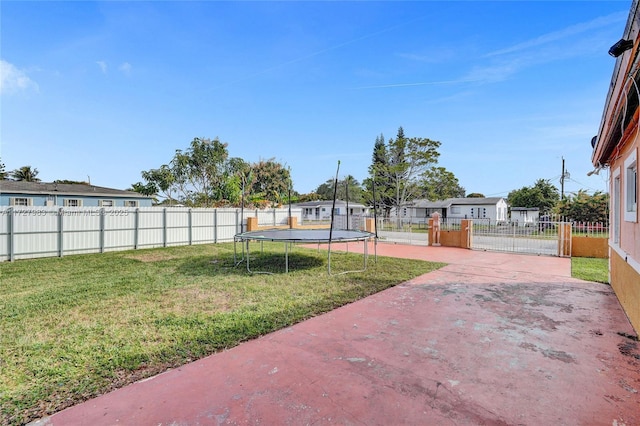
[0,180,153,207]
[591,0,640,332]
[293,200,369,221]
[405,197,508,223]
[510,207,540,226]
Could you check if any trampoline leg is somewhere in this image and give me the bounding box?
[246,240,251,273]
[233,238,237,264]
[363,238,368,269]
[285,242,289,273]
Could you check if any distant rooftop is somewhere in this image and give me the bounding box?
[0,180,150,198]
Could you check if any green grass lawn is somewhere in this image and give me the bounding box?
[571,257,609,284]
[0,243,445,425]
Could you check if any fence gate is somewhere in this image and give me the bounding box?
[471,219,569,257]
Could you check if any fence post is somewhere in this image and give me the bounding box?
[273,208,276,227]
[214,209,218,244]
[188,208,192,245]
[8,207,14,262]
[365,217,376,234]
[163,208,167,247]
[99,208,105,253]
[134,208,139,250]
[58,208,64,258]
[558,222,572,257]
[461,219,473,249]
[428,218,434,245]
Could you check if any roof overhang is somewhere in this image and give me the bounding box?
[593,0,640,166]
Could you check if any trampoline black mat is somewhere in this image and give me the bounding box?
[235,228,374,243]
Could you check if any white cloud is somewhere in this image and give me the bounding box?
[97,61,108,74]
[463,61,522,84]
[119,62,132,75]
[0,60,39,95]
[486,11,627,57]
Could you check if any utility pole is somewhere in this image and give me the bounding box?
[560,157,570,199]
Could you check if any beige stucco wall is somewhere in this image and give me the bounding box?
[428,219,472,249]
[610,250,640,333]
[571,236,609,258]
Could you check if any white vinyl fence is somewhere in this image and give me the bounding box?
[0,207,301,262]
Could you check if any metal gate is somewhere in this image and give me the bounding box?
[471,219,569,257]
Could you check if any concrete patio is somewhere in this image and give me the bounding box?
[36,244,640,425]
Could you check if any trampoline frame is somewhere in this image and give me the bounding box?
[233,228,376,275]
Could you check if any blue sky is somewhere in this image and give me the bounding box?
[0,1,629,198]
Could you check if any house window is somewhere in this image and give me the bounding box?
[124,200,139,207]
[451,206,460,214]
[10,197,32,206]
[613,168,621,244]
[99,200,114,207]
[64,199,83,207]
[624,149,637,222]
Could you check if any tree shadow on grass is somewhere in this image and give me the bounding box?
[175,252,325,276]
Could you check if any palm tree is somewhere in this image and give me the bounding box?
[11,166,41,182]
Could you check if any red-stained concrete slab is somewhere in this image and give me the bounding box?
[36,244,640,426]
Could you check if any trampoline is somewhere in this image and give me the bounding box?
[234,228,376,274]
[233,160,379,275]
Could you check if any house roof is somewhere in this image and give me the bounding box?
[411,197,505,208]
[592,0,640,166]
[410,199,453,208]
[0,180,150,198]
[292,199,367,208]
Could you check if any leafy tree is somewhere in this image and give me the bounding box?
[314,180,333,200]
[138,137,242,207]
[364,133,393,214]
[296,192,322,202]
[467,193,485,198]
[250,159,291,207]
[130,181,158,197]
[172,137,230,207]
[224,157,252,206]
[507,179,559,213]
[11,165,40,182]
[141,165,177,203]
[420,166,465,200]
[555,190,609,223]
[314,175,364,202]
[368,127,441,216]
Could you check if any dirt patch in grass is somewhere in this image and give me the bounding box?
[159,286,233,315]
[125,252,182,263]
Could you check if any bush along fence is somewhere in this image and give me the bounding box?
[0,207,301,262]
